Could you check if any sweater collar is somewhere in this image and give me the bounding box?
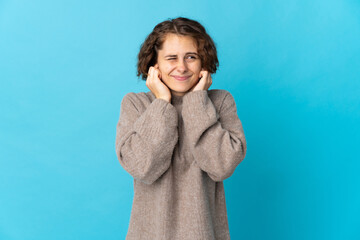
[171,93,184,104]
[147,91,184,104]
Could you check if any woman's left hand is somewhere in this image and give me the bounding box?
[189,70,212,92]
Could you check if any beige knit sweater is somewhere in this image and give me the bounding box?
[115,89,247,240]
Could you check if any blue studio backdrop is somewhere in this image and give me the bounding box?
[1,0,359,239]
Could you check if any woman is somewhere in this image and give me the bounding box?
[115,17,247,240]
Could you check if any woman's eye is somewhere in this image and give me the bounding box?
[167,56,196,61]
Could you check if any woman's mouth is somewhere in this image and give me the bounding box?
[172,75,191,81]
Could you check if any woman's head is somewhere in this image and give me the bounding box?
[137,17,219,82]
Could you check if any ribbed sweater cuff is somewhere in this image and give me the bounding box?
[182,90,219,145]
[133,98,178,144]
[182,90,219,121]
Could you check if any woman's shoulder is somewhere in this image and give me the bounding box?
[121,91,155,109]
[208,89,231,98]
[207,89,232,106]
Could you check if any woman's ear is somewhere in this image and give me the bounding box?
[154,63,159,69]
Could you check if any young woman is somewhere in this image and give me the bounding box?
[115,17,247,240]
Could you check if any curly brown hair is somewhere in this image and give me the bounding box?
[136,17,219,80]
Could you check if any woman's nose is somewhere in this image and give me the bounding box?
[176,59,188,72]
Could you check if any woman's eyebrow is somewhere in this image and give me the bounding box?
[165,52,199,57]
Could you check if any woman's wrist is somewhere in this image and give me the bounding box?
[157,96,171,103]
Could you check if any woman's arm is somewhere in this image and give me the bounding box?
[182,90,247,182]
[115,92,179,185]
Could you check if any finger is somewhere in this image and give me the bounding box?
[147,67,154,85]
[147,68,152,81]
[149,67,154,80]
[199,71,204,79]
[152,67,160,79]
[205,72,211,82]
[201,70,208,79]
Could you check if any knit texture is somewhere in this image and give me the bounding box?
[115,89,247,240]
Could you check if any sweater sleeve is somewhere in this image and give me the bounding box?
[115,92,179,185]
[182,90,247,182]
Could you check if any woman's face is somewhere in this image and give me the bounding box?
[156,33,202,97]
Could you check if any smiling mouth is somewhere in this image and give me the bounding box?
[172,75,191,81]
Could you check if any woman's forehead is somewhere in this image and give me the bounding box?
[160,34,198,54]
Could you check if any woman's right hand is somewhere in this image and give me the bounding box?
[146,64,171,102]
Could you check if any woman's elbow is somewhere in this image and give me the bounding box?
[207,150,245,182]
[118,150,172,185]
[133,159,172,185]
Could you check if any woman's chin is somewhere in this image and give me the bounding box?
[170,87,192,96]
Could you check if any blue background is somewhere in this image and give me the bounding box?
[1,0,359,239]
